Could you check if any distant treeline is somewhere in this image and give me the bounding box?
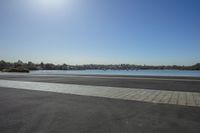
[0,60,200,72]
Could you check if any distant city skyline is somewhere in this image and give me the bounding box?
[0,0,200,65]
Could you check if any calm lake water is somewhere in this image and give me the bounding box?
[30,70,200,77]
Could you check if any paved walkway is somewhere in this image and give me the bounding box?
[0,79,200,107]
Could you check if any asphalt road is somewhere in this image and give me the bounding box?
[0,74,200,92]
[0,74,200,133]
[0,87,200,133]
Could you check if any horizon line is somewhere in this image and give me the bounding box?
[1,59,199,67]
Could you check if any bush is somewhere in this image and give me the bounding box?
[2,68,30,73]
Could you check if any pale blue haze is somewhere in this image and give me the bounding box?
[0,0,200,65]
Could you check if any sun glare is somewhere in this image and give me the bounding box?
[36,0,65,8]
[31,0,69,14]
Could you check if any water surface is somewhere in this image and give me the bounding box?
[30,70,200,77]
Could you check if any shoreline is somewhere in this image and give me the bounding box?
[1,71,200,79]
[0,72,200,92]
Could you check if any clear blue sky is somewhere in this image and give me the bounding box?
[0,0,200,65]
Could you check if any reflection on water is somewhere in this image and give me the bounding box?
[30,70,200,77]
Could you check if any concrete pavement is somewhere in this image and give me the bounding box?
[0,74,200,133]
[1,87,200,133]
[0,79,200,107]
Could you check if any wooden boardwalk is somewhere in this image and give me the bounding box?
[0,80,200,107]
